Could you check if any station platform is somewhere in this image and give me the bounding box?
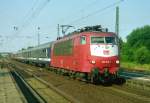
[0,68,24,103]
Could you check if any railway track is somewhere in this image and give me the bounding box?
[0,60,45,103]
[118,69,150,90]
[120,70,150,81]
[9,66,74,103]
[10,70,45,103]
[8,59,150,103]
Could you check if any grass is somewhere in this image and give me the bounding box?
[120,61,150,72]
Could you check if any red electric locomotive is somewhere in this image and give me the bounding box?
[51,26,120,83]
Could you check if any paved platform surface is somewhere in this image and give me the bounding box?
[0,68,24,103]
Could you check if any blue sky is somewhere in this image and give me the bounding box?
[0,0,150,52]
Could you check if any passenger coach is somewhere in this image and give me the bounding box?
[13,42,52,67]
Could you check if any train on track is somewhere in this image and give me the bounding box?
[13,25,121,84]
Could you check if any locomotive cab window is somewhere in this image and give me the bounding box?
[91,37,104,44]
[105,37,116,44]
[91,36,116,44]
[80,36,86,44]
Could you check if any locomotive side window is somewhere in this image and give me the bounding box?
[91,37,104,44]
[80,36,86,44]
[53,39,73,56]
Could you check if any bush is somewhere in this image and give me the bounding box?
[120,43,134,62]
[0,54,3,58]
[134,46,150,64]
[120,54,129,62]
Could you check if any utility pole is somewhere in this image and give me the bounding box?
[57,24,60,39]
[115,6,119,37]
[115,6,120,57]
[37,27,40,46]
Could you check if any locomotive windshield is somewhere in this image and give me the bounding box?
[91,37,104,44]
[105,37,116,44]
[91,36,116,44]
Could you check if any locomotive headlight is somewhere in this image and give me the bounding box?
[91,60,96,64]
[116,60,119,64]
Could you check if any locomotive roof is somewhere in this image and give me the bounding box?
[17,41,53,53]
[56,25,116,43]
[55,31,116,43]
[64,31,115,37]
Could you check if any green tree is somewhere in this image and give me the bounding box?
[134,46,150,64]
[119,37,123,50]
[27,46,34,49]
[127,25,150,50]
[21,48,26,50]
[0,54,3,58]
[121,25,150,63]
[120,42,134,62]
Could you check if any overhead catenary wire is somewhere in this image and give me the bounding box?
[8,0,52,51]
[68,0,124,25]
[22,0,40,25]
[44,0,100,30]
[13,0,39,36]
[59,0,100,23]
[54,0,123,36]
[15,0,51,36]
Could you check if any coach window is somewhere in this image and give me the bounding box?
[43,49,46,52]
[80,36,86,44]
